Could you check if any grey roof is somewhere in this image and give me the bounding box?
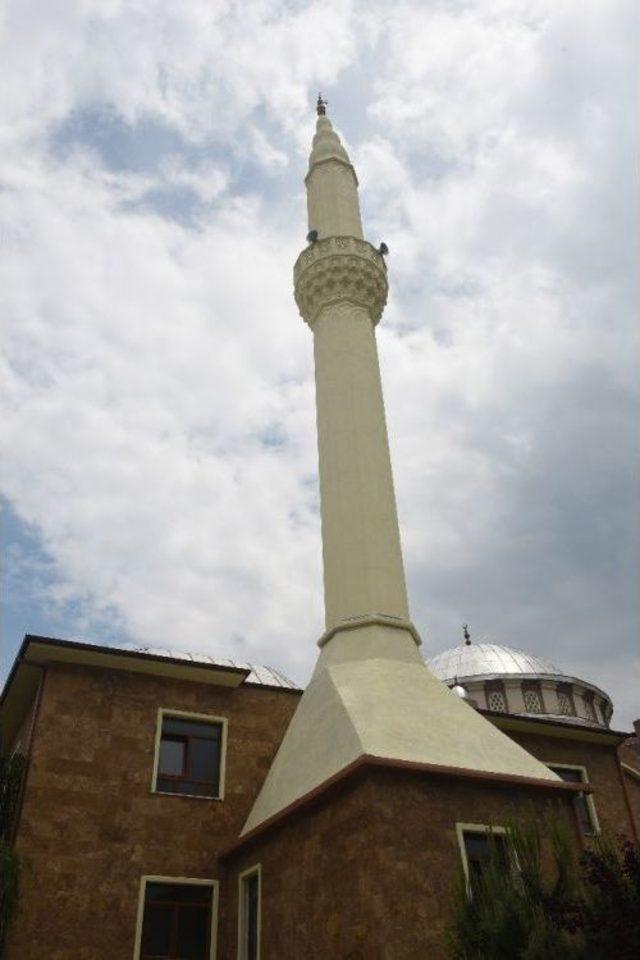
[132,645,300,689]
[427,642,561,682]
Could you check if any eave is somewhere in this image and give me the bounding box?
[0,634,250,753]
[481,708,629,745]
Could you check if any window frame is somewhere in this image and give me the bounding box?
[455,822,509,897]
[133,874,219,960]
[151,709,228,801]
[545,763,600,836]
[237,864,261,960]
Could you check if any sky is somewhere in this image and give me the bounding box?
[0,0,637,728]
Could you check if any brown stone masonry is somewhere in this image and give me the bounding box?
[223,765,582,960]
[507,730,636,839]
[5,661,299,960]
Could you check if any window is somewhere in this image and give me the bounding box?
[487,689,507,713]
[523,686,543,714]
[582,693,597,723]
[556,684,576,717]
[599,699,611,726]
[153,710,227,799]
[136,878,217,960]
[238,866,261,960]
[456,824,509,896]
[547,765,599,836]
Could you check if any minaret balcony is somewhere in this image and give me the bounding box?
[294,236,388,327]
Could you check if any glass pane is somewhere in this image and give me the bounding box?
[243,873,259,960]
[187,738,220,786]
[464,832,508,872]
[159,737,185,777]
[171,885,211,905]
[163,717,221,740]
[575,794,594,834]
[141,903,172,957]
[146,882,178,903]
[555,767,582,784]
[176,904,209,959]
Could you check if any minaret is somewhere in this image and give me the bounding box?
[296,94,414,644]
[241,101,560,836]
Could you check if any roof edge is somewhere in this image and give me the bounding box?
[483,709,629,743]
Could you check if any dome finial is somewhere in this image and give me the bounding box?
[316,92,328,116]
[463,624,471,646]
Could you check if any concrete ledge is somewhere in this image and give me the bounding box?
[317,615,422,649]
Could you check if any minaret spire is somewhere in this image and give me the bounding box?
[305,103,363,241]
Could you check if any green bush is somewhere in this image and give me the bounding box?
[446,822,640,960]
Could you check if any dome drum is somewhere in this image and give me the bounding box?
[428,642,613,729]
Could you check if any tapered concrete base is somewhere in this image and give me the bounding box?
[242,624,561,834]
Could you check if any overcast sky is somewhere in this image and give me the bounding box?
[1,0,637,727]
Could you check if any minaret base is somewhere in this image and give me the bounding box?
[241,625,562,835]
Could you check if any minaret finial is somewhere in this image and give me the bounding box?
[463,624,471,645]
[316,93,328,116]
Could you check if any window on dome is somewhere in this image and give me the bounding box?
[583,693,597,723]
[485,683,507,713]
[598,699,611,726]
[522,685,543,714]
[487,691,506,712]
[556,684,576,717]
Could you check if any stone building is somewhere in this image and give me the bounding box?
[1,101,638,959]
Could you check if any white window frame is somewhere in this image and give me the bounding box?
[545,763,600,836]
[133,874,219,960]
[151,708,228,801]
[237,864,261,960]
[455,822,508,896]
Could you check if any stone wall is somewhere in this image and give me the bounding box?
[223,765,580,960]
[6,662,300,960]
[507,730,636,839]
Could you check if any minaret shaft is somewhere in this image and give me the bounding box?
[313,302,409,629]
[297,114,409,633]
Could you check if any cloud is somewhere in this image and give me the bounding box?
[0,1,637,727]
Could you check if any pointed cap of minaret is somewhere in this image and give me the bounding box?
[308,99,353,176]
[305,96,363,238]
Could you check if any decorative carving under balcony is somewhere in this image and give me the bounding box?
[294,236,388,326]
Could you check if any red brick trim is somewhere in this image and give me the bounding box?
[222,753,589,859]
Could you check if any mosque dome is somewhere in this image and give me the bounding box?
[427,640,613,729]
[429,642,559,682]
